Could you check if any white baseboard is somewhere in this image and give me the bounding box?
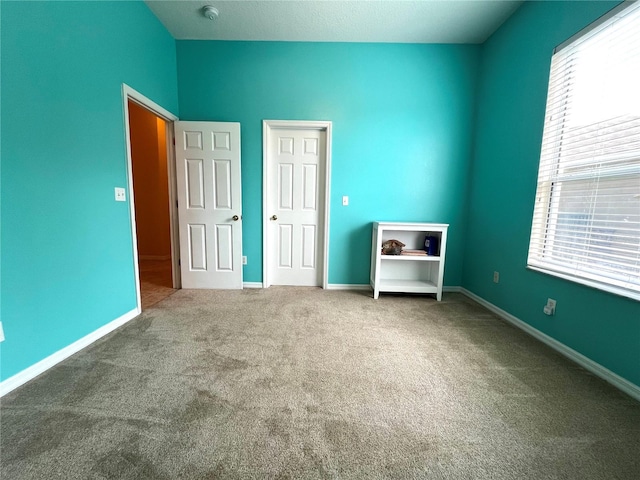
[459,288,640,402]
[245,283,371,291]
[326,284,371,290]
[325,284,459,293]
[138,254,171,261]
[0,308,140,398]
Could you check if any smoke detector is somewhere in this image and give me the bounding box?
[202,6,219,21]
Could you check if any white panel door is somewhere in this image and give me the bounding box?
[174,121,242,289]
[267,128,325,286]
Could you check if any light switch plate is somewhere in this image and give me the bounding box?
[342,196,349,206]
[115,187,126,202]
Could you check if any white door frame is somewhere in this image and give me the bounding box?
[262,120,332,289]
[122,84,180,311]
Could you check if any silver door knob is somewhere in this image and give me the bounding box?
[232,215,239,221]
[270,215,278,221]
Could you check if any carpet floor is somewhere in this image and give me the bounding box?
[1,288,638,479]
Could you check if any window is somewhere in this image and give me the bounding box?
[528,1,640,301]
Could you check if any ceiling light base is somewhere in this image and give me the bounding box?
[202,6,219,21]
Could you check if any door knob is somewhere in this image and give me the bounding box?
[270,215,278,221]
[232,215,240,221]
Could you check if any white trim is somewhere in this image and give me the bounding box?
[0,309,139,397]
[165,122,181,289]
[555,1,635,53]
[327,284,459,292]
[527,265,640,303]
[250,283,451,292]
[326,284,371,291]
[262,120,332,290]
[323,285,459,293]
[123,84,178,122]
[121,84,180,304]
[459,288,640,402]
[138,254,172,261]
[262,121,268,288]
[323,123,332,290]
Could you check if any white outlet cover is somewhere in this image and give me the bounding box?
[115,187,126,202]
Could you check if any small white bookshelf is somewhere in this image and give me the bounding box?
[370,222,449,300]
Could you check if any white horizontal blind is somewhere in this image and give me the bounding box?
[528,1,640,299]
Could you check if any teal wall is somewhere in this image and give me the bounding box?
[2,1,638,391]
[0,1,178,380]
[463,1,640,385]
[176,41,480,285]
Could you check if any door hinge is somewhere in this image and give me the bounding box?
[178,258,181,266]
[176,200,178,209]
[172,137,175,146]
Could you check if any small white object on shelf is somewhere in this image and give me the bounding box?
[370,222,449,300]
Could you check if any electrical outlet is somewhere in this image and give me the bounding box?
[114,187,126,202]
[544,298,557,315]
[493,271,500,283]
[242,256,247,265]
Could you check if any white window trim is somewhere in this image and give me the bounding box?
[527,266,640,303]
[527,1,640,302]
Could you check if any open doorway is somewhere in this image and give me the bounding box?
[127,100,177,308]
[122,85,180,312]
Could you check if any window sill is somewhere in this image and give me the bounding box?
[526,265,640,303]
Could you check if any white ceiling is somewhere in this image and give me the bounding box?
[145,0,523,44]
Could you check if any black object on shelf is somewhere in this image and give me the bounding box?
[424,235,439,256]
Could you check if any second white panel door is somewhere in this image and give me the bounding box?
[267,128,326,286]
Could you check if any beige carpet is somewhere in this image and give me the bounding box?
[1,288,638,479]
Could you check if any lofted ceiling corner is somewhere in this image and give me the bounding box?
[145,0,524,44]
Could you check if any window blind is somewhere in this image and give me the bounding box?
[527,1,640,300]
